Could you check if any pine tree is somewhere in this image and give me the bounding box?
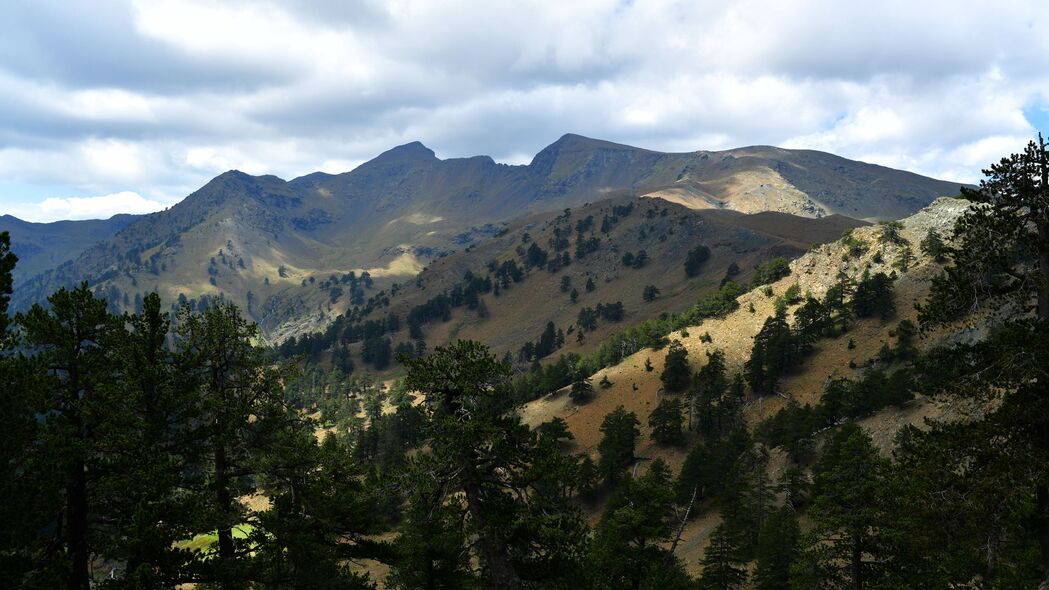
[753,507,801,590]
[697,522,749,590]
[648,398,684,446]
[16,284,116,590]
[175,301,293,588]
[660,341,691,392]
[797,424,887,590]
[403,341,586,589]
[687,350,728,436]
[917,135,1049,587]
[598,405,640,486]
[746,308,798,395]
[570,370,594,403]
[852,269,895,320]
[685,244,712,277]
[919,228,948,263]
[587,460,693,589]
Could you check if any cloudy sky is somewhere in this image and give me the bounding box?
[1,0,1046,222]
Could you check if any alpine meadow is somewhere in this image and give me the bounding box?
[2,2,1049,589]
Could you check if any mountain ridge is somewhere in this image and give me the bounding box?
[7,134,963,341]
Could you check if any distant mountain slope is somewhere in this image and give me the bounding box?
[10,134,959,337]
[277,194,867,370]
[0,213,140,282]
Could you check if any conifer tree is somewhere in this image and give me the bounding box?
[17,284,117,590]
[753,507,801,590]
[648,397,684,446]
[917,134,1049,587]
[852,269,895,319]
[570,370,594,403]
[746,308,798,395]
[587,460,693,589]
[660,340,691,392]
[403,341,586,589]
[796,424,887,590]
[175,301,292,588]
[597,405,640,486]
[697,522,749,590]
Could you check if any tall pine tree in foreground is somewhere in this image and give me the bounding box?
[916,134,1049,588]
[401,340,586,590]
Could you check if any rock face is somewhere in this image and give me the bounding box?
[8,135,962,337]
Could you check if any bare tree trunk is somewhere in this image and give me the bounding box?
[666,486,698,562]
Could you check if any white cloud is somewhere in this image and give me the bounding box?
[2,192,175,222]
[0,0,1047,218]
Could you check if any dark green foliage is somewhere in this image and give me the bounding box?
[697,522,749,590]
[795,425,888,589]
[403,341,587,588]
[919,228,948,263]
[537,417,574,444]
[525,242,549,268]
[675,429,751,506]
[0,232,14,334]
[912,135,1049,588]
[570,371,594,403]
[756,368,914,461]
[877,220,907,245]
[823,271,856,334]
[750,257,791,287]
[684,244,711,277]
[852,269,895,319]
[686,351,743,440]
[587,460,694,589]
[752,507,801,590]
[648,397,684,446]
[659,340,691,392]
[745,308,799,394]
[598,406,640,486]
[642,284,660,302]
[840,229,869,257]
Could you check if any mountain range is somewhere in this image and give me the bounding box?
[2,134,963,339]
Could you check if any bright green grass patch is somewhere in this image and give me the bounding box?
[178,524,255,553]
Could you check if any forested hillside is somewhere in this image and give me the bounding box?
[0,138,1043,590]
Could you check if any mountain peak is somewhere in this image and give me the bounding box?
[375,141,437,161]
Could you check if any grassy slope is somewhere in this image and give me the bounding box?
[516,197,971,574]
[352,194,866,371]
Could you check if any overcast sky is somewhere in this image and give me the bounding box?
[1,0,1046,222]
